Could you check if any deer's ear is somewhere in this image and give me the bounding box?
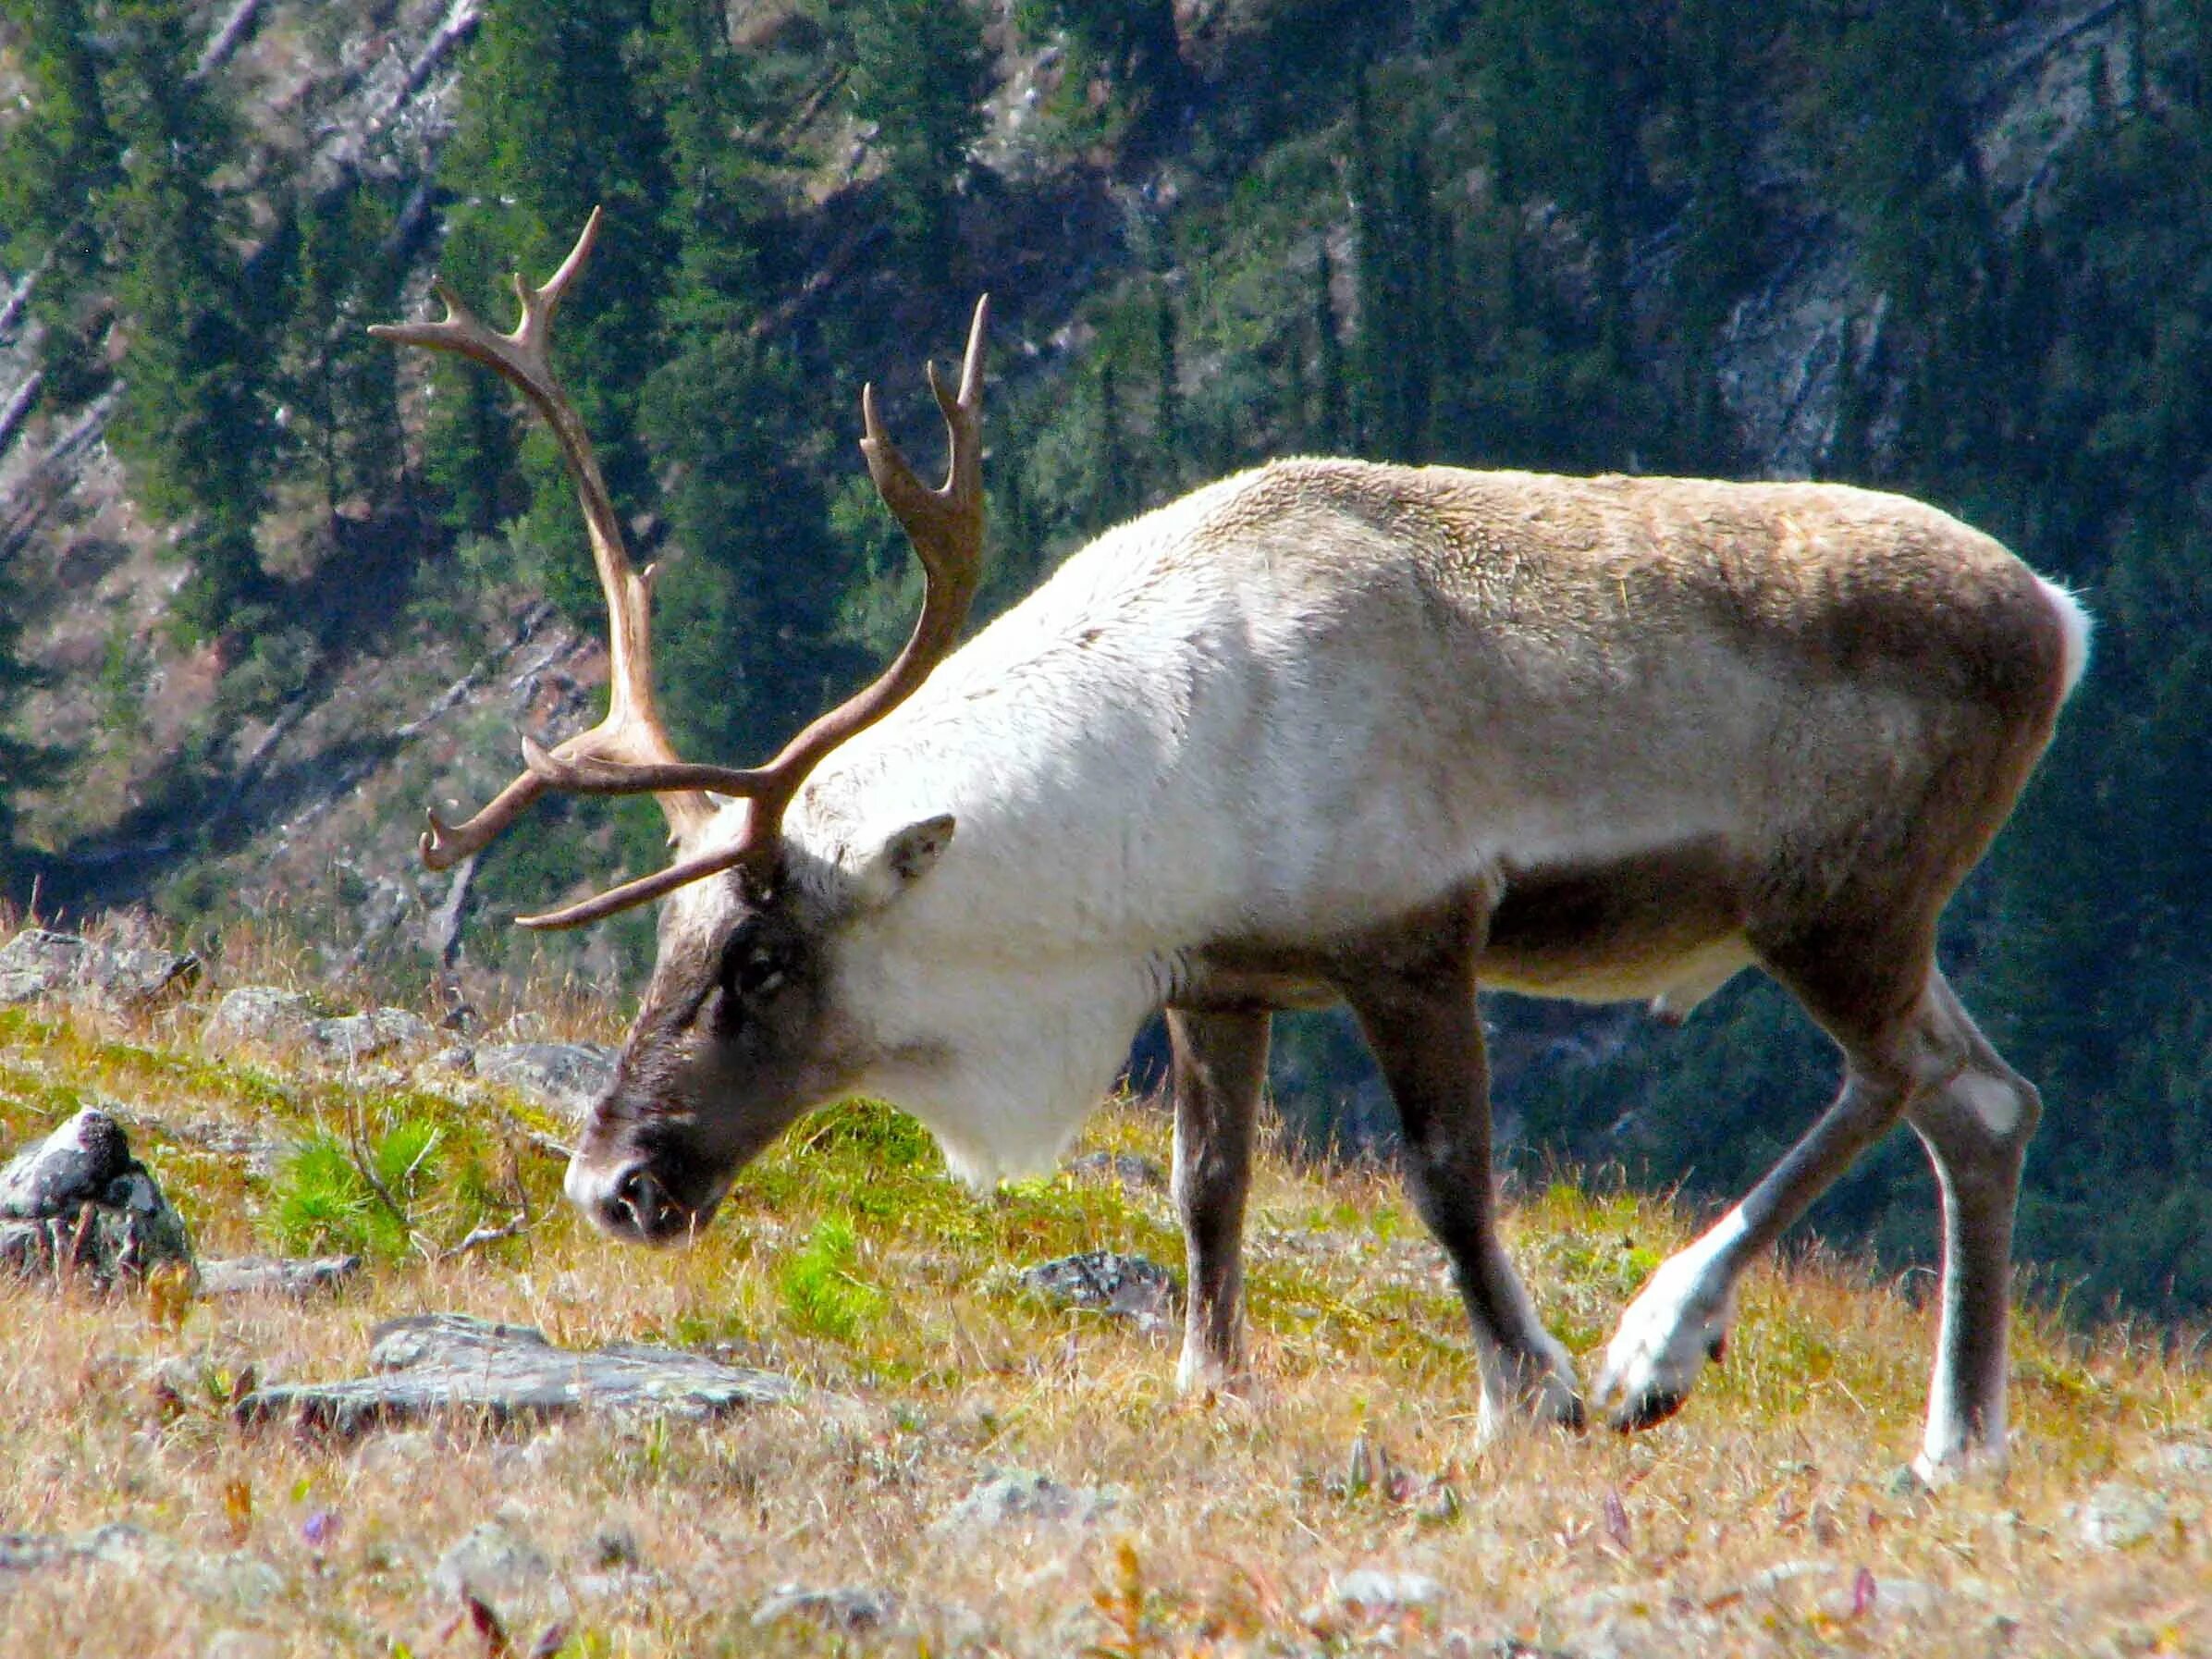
[854,815,956,907]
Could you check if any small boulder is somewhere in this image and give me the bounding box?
[434,1521,571,1626]
[2072,1481,2169,1550]
[1019,1250,1178,1328]
[753,1583,898,1631]
[466,1041,618,1119]
[1063,1150,1168,1192]
[0,1109,192,1285]
[931,1470,1119,1539]
[0,928,199,1010]
[204,987,316,1046]
[237,1311,798,1436]
[305,1008,431,1062]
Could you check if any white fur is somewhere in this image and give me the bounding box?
[1953,1071,2025,1138]
[1593,1208,1750,1415]
[2036,575,2093,700]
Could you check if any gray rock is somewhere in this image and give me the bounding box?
[2072,1481,2169,1550]
[433,1521,571,1625]
[304,1007,431,1062]
[204,989,431,1062]
[753,1583,898,1631]
[466,1041,618,1119]
[203,986,316,1045]
[0,1109,192,1284]
[0,928,199,1009]
[1018,1250,1178,1327]
[1063,1150,1168,1192]
[197,1253,361,1298]
[237,1311,798,1436]
[1323,1567,1444,1618]
[931,1470,1119,1538]
[0,1521,281,1609]
[2136,1441,2212,1484]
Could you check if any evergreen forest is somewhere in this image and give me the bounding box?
[2,0,2209,1321]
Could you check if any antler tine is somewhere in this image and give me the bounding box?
[426,294,994,929]
[375,209,709,886]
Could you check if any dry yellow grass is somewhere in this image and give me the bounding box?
[0,953,2205,1657]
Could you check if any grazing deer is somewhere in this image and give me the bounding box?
[377,214,2088,1476]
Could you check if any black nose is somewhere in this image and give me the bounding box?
[601,1165,687,1244]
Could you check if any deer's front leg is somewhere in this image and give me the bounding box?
[1167,1006,1269,1395]
[1342,959,1584,1439]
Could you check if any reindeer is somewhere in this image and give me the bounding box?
[376,214,2089,1477]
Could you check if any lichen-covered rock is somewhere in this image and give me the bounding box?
[1018,1250,1178,1327]
[0,1109,192,1285]
[203,986,316,1045]
[464,1041,618,1119]
[753,1583,898,1631]
[196,1253,362,1298]
[1063,1150,1169,1192]
[0,928,199,1009]
[203,988,430,1062]
[237,1311,798,1436]
[433,1521,571,1626]
[930,1470,1120,1539]
[2072,1481,2170,1550]
[304,1007,431,1062]
[0,1521,282,1610]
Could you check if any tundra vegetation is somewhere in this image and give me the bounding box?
[0,911,2205,1655]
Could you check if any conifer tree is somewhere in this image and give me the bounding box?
[846,0,989,270]
[0,0,123,406]
[427,0,671,616]
[97,0,275,636]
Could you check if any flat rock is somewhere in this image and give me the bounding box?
[1063,1150,1168,1192]
[1315,1567,1445,1627]
[236,1311,798,1436]
[930,1470,1119,1539]
[203,986,316,1045]
[197,1253,361,1298]
[305,1008,431,1062]
[753,1583,899,1631]
[0,1521,282,1609]
[203,988,429,1061]
[463,1041,618,1119]
[0,928,200,1009]
[1018,1250,1177,1326]
[2072,1481,2169,1550]
[433,1521,570,1626]
[0,1109,192,1284]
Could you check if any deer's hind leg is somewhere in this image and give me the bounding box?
[1901,969,2041,1477]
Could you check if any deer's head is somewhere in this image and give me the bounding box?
[375,212,987,1244]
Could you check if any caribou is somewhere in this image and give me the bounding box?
[376,213,2089,1476]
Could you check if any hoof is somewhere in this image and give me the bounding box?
[1609,1389,1685,1434]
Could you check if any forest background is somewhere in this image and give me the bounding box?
[1,0,2207,1322]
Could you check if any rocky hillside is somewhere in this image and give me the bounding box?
[0,0,2132,973]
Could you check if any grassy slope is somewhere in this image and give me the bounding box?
[0,960,2205,1657]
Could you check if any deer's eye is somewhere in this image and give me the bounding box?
[720,933,795,1004]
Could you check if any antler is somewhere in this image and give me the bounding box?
[372,209,711,874]
[511,294,992,929]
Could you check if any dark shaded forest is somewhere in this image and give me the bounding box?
[3,0,2209,1319]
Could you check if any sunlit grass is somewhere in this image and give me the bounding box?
[0,955,2204,1655]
